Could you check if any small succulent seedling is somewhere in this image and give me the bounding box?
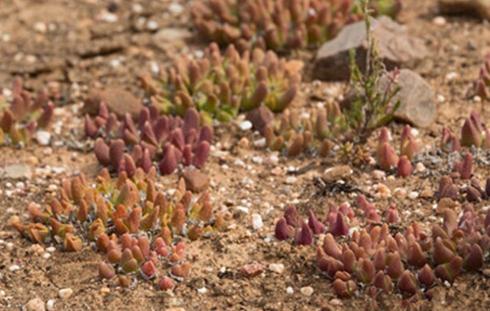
[86,105,213,175]
[141,43,301,122]
[190,0,401,52]
[10,168,226,289]
[476,53,490,102]
[0,78,54,146]
[375,126,418,176]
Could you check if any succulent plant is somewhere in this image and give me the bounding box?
[376,126,419,176]
[460,111,490,149]
[190,0,401,52]
[476,53,490,101]
[141,44,301,123]
[248,103,347,157]
[437,174,490,203]
[10,168,226,289]
[85,104,213,176]
[275,196,490,299]
[0,78,55,146]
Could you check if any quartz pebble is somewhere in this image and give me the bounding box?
[35,130,51,146]
[286,287,294,294]
[46,299,56,311]
[300,286,314,296]
[58,288,73,300]
[239,120,252,131]
[25,298,45,311]
[251,213,263,230]
[269,263,285,274]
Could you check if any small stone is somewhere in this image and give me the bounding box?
[35,130,51,146]
[9,264,20,272]
[25,298,45,311]
[269,263,285,274]
[153,28,191,51]
[100,287,110,295]
[314,16,428,81]
[415,162,426,173]
[83,87,143,118]
[46,299,56,311]
[433,16,447,25]
[251,213,263,230]
[197,287,208,294]
[0,164,32,180]
[254,138,267,148]
[240,262,264,277]
[183,170,209,193]
[58,288,73,300]
[285,176,297,184]
[300,286,314,296]
[169,2,184,14]
[286,286,294,294]
[239,120,253,131]
[381,69,436,128]
[372,170,386,180]
[246,106,274,135]
[323,165,353,182]
[483,269,490,277]
[408,191,419,199]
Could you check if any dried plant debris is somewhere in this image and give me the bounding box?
[0,78,55,146]
[141,43,301,122]
[10,168,226,289]
[85,104,213,175]
[190,0,401,52]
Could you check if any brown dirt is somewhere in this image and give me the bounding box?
[1,0,490,310]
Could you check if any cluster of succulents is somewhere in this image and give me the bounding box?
[437,172,490,203]
[275,197,490,299]
[85,104,213,175]
[0,78,54,146]
[141,43,301,122]
[247,103,347,157]
[441,111,490,152]
[476,53,490,101]
[190,0,401,52]
[10,167,225,289]
[376,126,419,177]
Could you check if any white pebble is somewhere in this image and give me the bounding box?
[9,264,20,272]
[286,286,294,294]
[25,297,45,311]
[58,288,73,300]
[408,191,419,199]
[46,246,56,253]
[269,263,285,274]
[35,130,51,146]
[197,287,208,294]
[415,162,426,173]
[251,213,263,230]
[300,286,314,296]
[285,176,297,184]
[239,120,252,131]
[445,72,458,81]
[254,138,266,148]
[46,299,56,311]
[169,2,184,14]
[433,16,446,26]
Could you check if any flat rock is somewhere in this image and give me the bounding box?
[381,69,436,128]
[439,0,490,20]
[314,16,428,81]
[183,170,209,193]
[83,87,143,118]
[25,297,45,311]
[153,28,191,51]
[0,164,32,179]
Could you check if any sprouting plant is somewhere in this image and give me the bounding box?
[0,78,55,146]
[344,0,401,142]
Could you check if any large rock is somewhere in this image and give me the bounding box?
[381,69,436,128]
[83,87,143,118]
[314,16,428,81]
[183,169,209,193]
[439,0,490,20]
